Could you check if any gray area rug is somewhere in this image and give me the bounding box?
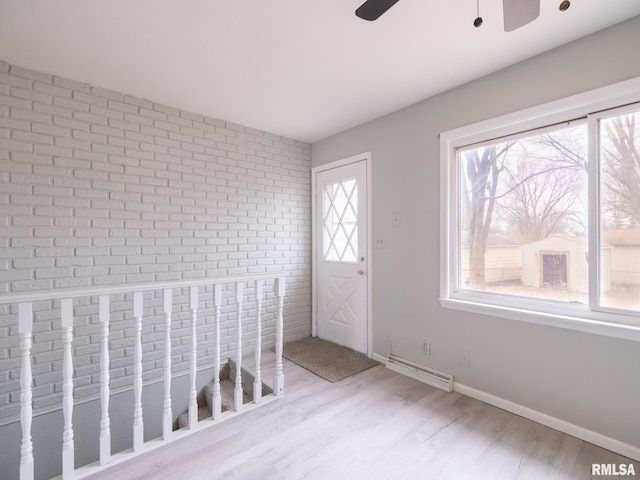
[281,337,379,383]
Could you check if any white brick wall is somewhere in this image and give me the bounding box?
[0,61,312,420]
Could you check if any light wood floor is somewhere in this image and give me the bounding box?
[90,352,638,480]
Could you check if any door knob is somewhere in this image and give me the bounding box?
[358,270,365,275]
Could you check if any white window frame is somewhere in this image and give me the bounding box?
[440,77,640,342]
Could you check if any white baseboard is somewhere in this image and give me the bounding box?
[371,352,387,364]
[454,382,640,462]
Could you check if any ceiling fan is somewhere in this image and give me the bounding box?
[355,0,546,32]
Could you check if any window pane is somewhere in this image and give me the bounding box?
[599,108,640,313]
[322,179,358,263]
[458,123,588,303]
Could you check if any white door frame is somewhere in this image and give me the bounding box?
[311,152,373,357]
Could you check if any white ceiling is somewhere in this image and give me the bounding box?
[1,1,639,143]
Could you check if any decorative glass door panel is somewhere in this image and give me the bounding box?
[323,179,358,263]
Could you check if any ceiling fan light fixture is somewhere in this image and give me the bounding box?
[559,0,571,11]
[474,0,483,28]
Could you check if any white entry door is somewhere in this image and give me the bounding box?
[315,158,369,354]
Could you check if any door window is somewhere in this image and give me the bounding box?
[322,178,358,263]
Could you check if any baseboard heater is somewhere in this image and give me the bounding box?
[386,354,454,392]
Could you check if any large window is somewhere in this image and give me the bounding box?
[440,79,640,339]
[597,106,640,314]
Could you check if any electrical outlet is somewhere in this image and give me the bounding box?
[422,341,430,355]
[460,350,470,368]
[374,235,386,249]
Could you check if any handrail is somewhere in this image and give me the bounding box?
[0,273,281,304]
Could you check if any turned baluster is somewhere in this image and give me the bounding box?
[98,295,111,466]
[274,277,285,396]
[162,288,173,440]
[132,292,144,452]
[234,282,244,411]
[253,280,263,404]
[212,284,222,420]
[18,302,34,480]
[61,298,74,479]
[188,286,198,429]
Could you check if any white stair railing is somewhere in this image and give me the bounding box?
[0,274,286,480]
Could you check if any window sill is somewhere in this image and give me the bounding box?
[439,297,640,343]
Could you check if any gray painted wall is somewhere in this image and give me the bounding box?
[312,16,640,450]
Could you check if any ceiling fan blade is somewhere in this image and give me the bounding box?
[355,0,400,21]
[503,0,540,32]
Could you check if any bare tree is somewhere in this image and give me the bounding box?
[462,143,513,288]
[601,113,640,227]
[497,158,585,242]
[496,129,587,242]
